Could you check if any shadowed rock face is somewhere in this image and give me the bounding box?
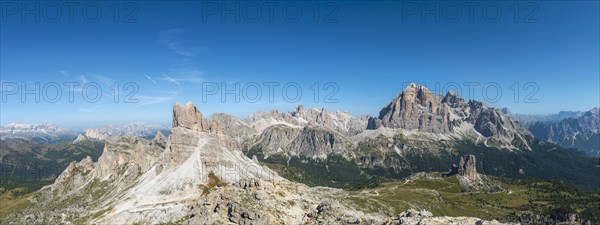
[526,108,600,156]
[247,124,352,159]
[172,102,209,132]
[458,155,478,180]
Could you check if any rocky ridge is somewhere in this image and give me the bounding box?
[525,107,600,156]
[245,105,369,136]
[3,101,512,225]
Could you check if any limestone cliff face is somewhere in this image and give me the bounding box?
[458,155,478,180]
[288,126,352,159]
[172,102,209,132]
[368,83,534,150]
[246,105,368,136]
[247,124,352,159]
[209,113,257,150]
[370,83,451,133]
[167,102,210,166]
[164,127,203,166]
[247,124,302,157]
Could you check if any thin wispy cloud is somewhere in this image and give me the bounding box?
[159,28,205,57]
[59,70,69,77]
[78,75,89,83]
[161,75,181,85]
[137,95,175,106]
[157,66,205,86]
[91,74,114,86]
[144,74,157,84]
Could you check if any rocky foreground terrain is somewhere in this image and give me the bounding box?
[2,84,597,224]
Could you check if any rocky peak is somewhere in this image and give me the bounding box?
[295,105,305,115]
[370,83,451,132]
[172,102,209,132]
[441,91,466,108]
[315,108,330,124]
[585,107,599,117]
[53,156,95,187]
[154,130,167,141]
[501,107,512,116]
[401,83,435,105]
[368,84,534,150]
[84,128,110,140]
[458,155,478,180]
[153,130,168,148]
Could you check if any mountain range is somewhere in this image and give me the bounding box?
[0,122,169,144]
[1,83,598,224]
[0,123,77,144]
[518,108,600,157]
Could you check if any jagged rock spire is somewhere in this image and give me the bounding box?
[172,102,209,132]
[458,155,478,180]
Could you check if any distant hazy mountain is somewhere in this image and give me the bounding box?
[73,122,170,143]
[509,110,585,125]
[525,108,600,157]
[0,122,77,144]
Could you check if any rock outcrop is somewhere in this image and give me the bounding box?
[172,101,209,131]
[395,209,509,225]
[458,155,478,180]
[153,130,167,146]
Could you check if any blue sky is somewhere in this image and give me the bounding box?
[1,1,599,130]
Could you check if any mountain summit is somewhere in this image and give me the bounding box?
[370,83,452,133]
[368,83,533,150]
